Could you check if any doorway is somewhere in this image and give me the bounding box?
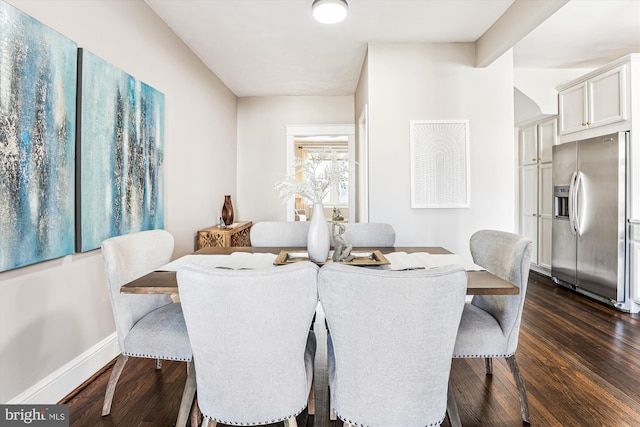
[285,125,355,222]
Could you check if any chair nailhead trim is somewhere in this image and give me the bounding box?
[453,352,513,358]
[206,404,306,425]
[334,411,445,427]
[122,352,192,362]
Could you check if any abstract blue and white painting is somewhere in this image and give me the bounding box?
[0,1,77,272]
[77,49,164,252]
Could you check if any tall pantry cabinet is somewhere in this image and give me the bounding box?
[519,116,556,275]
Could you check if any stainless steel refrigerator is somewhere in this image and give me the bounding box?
[551,132,630,310]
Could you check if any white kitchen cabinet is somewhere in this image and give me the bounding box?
[520,125,538,166]
[521,165,538,265]
[558,64,628,135]
[538,163,553,270]
[519,117,556,274]
[521,117,556,164]
[631,221,640,305]
[538,118,556,163]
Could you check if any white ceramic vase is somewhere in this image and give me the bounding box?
[307,203,330,263]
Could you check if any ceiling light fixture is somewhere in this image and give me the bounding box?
[312,0,348,24]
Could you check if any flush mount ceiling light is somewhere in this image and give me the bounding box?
[312,0,348,24]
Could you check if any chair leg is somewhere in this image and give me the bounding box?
[102,354,129,416]
[283,416,298,427]
[329,386,337,421]
[506,355,530,424]
[201,417,217,427]
[185,363,200,426]
[156,358,162,370]
[189,394,201,427]
[484,357,493,375]
[446,378,462,427]
[176,362,197,427]
[307,374,315,415]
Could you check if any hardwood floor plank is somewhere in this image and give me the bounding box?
[64,272,640,426]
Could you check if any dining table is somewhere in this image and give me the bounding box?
[120,246,519,295]
[120,245,517,427]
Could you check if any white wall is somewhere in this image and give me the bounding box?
[364,43,516,259]
[355,51,370,129]
[0,0,237,403]
[355,53,370,221]
[236,96,354,221]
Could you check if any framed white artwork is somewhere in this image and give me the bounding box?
[410,120,470,208]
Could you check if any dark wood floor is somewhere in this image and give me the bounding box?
[63,272,640,426]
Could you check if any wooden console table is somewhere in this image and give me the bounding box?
[196,221,252,249]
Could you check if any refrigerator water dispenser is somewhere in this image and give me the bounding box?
[554,186,570,219]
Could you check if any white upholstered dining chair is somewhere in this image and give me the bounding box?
[250,221,310,247]
[334,222,396,247]
[250,221,396,249]
[452,229,534,423]
[318,263,467,427]
[176,261,319,427]
[100,229,193,424]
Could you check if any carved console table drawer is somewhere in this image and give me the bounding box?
[196,221,252,249]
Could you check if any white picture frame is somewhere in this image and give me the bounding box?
[410,120,470,208]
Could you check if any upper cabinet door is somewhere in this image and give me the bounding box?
[520,125,538,165]
[558,83,588,135]
[558,63,628,136]
[538,117,557,163]
[588,65,627,129]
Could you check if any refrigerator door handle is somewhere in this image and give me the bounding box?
[569,171,578,236]
[574,171,583,236]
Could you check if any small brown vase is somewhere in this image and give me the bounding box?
[221,195,234,226]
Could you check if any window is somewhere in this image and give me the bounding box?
[310,149,349,206]
[294,144,349,219]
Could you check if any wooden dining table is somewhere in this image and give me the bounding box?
[120,245,516,427]
[120,246,519,295]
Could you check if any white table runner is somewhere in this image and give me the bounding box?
[158,251,482,272]
[158,252,278,271]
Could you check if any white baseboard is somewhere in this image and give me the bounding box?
[7,333,119,404]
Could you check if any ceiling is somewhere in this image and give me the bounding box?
[145,0,640,97]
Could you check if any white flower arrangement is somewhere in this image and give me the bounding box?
[275,150,350,204]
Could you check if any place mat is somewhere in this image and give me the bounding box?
[382,252,484,271]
